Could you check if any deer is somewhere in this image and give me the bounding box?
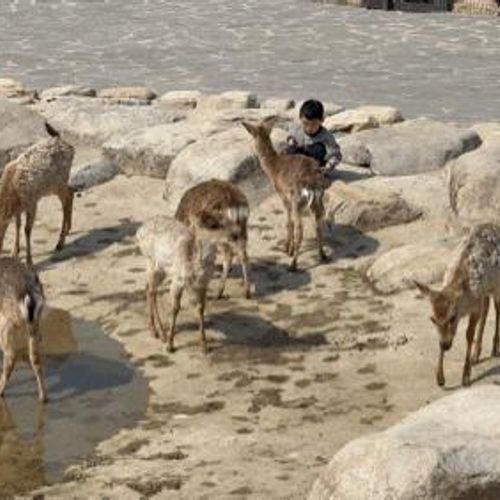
[175,179,251,300]
[241,116,330,271]
[414,223,500,388]
[0,256,46,402]
[0,123,74,265]
[136,211,246,353]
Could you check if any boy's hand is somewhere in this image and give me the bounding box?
[287,136,298,147]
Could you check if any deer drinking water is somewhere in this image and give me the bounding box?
[241,116,330,271]
[175,179,251,299]
[414,223,500,387]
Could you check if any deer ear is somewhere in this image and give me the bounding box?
[412,280,434,296]
[241,121,257,136]
[262,115,279,131]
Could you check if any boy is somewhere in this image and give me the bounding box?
[286,99,342,180]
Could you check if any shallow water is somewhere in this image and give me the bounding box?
[0,310,148,497]
[1,0,500,122]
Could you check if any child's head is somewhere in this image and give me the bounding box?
[299,99,324,136]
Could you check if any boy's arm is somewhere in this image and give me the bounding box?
[286,123,304,146]
[323,131,342,168]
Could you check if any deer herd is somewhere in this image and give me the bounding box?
[0,115,499,403]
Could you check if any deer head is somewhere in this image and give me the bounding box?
[241,116,279,139]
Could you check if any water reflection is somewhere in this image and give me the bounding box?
[0,309,148,496]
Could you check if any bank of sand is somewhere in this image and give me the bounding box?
[18,173,500,499]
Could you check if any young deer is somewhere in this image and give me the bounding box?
[414,223,500,387]
[175,179,251,299]
[0,257,46,402]
[136,212,245,353]
[0,123,74,265]
[241,117,330,271]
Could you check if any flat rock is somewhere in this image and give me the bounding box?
[0,97,49,170]
[33,97,186,147]
[324,105,403,133]
[309,385,500,500]
[98,86,157,103]
[40,85,97,100]
[69,158,119,191]
[261,98,295,111]
[448,141,500,227]
[339,118,481,176]
[163,126,287,213]
[471,122,500,144]
[365,238,458,294]
[196,91,259,113]
[158,90,202,109]
[326,180,421,232]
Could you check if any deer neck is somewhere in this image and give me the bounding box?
[254,135,279,180]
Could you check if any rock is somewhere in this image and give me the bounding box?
[0,78,38,104]
[309,385,500,500]
[453,0,499,14]
[158,90,202,109]
[40,85,97,100]
[365,238,458,294]
[339,118,481,176]
[471,122,500,144]
[448,141,500,227]
[69,159,119,191]
[261,98,295,111]
[98,86,157,104]
[163,126,287,213]
[0,97,49,170]
[196,91,259,113]
[102,121,221,179]
[33,97,186,147]
[326,180,421,232]
[324,105,403,133]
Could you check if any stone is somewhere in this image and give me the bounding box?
[448,141,500,227]
[163,126,287,213]
[40,85,97,100]
[326,180,421,232]
[453,0,499,14]
[98,86,157,103]
[309,385,500,500]
[102,121,221,179]
[69,159,119,191]
[365,238,458,294]
[471,122,500,144]
[324,105,403,133]
[0,97,49,171]
[33,97,186,147]
[0,78,38,104]
[338,118,481,176]
[195,91,259,113]
[157,90,202,109]
[261,98,295,111]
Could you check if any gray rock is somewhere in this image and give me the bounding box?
[158,90,202,109]
[69,160,118,191]
[339,118,481,176]
[32,97,186,147]
[0,97,49,170]
[195,91,259,113]
[324,105,403,133]
[448,141,500,227]
[98,86,157,103]
[40,85,97,100]
[309,385,500,500]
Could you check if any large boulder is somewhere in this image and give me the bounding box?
[163,126,287,213]
[448,141,500,227]
[326,180,421,232]
[0,78,37,104]
[471,122,500,144]
[365,238,458,294]
[324,105,403,133]
[310,385,500,500]
[195,91,259,113]
[0,97,49,170]
[40,85,97,101]
[32,97,186,147]
[102,121,222,179]
[339,118,481,176]
[158,90,202,109]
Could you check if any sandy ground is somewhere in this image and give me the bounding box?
[9,174,500,499]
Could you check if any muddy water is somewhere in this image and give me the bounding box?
[0,309,148,498]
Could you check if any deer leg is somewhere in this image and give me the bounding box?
[0,349,16,399]
[472,296,489,364]
[216,244,233,300]
[314,204,327,262]
[197,292,208,354]
[12,212,21,257]
[146,269,164,339]
[24,206,37,266]
[462,312,479,387]
[492,299,500,357]
[436,347,445,387]
[56,186,73,250]
[289,205,302,272]
[238,245,252,299]
[28,331,47,403]
[285,205,294,256]
[166,284,183,353]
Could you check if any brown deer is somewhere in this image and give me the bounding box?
[0,257,46,402]
[414,223,500,387]
[175,179,251,299]
[0,123,74,265]
[241,116,330,271]
[136,211,246,353]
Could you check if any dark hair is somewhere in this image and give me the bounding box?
[299,99,324,120]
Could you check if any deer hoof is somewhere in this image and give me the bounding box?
[166,344,175,354]
[288,262,298,273]
[471,352,481,365]
[492,347,500,357]
[319,251,330,262]
[462,376,471,387]
[436,373,445,387]
[39,394,48,404]
[55,241,64,251]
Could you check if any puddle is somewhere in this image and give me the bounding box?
[0,308,148,497]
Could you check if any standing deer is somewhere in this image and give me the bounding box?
[0,257,46,402]
[414,223,500,387]
[241,116,330,271]
[136,211,246,353]
[175,179,251,299]
[0,123,74,265]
